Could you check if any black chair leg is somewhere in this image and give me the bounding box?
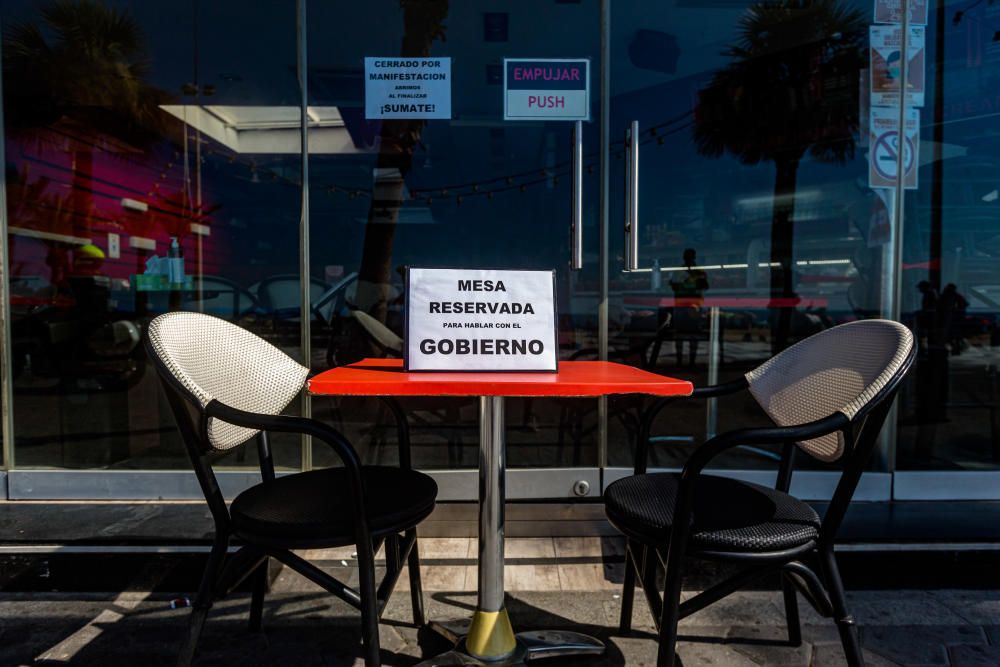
[248,556,268,633]
[821,548,864,667]
[655,572,683,667]
[407,529,426,626]
[619,544,637,634]
[178,534,228,667]
[655,549,685,667]
[357,538,382,667]
[782,573,802,646]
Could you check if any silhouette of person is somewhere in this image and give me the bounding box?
[915,280,938,351]
[913,280,953,460]
[669,248,709,366]
[939,283,968,356]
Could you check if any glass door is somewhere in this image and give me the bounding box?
[893,0,1000,499]
[306,0,603,500]
[605,0,894,501]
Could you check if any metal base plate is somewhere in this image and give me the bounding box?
[417,626,605,666]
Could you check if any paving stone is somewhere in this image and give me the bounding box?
[602,590,657,632]
[724,625,811,665]
[0,587,995,666]
[557,563,619,590]
[981,624,1000,644]
[506,591,617,629]
[799,624,842,644]
[504,538,556,559]
[595,635,660,666]
[811,643,901,666]
[949,643,1000,666]
[675,640,760,666]
[861,624,985,665]
[850,590,970,626]
[928,589,1000,625]
[677,591,788,628]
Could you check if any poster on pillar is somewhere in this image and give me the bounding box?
[869,107,920,190]
[870,25,925,107]
[503,59,590,121]
[873,0,928,25]
[404,268,558,372]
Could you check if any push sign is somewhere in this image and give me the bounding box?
[504,59,590,121]
[404,268,558,372]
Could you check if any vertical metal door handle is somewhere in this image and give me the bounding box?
[571,120,584,271]
[624,120,639,271]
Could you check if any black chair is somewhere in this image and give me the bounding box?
[605,319,915,667]
[144,312,437,667]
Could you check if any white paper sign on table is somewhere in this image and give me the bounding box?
[405,268,558,372]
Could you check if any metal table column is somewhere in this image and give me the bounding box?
[419,396,604,665]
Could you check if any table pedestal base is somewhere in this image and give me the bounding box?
[418,614,604,665]
[417,397,604,665]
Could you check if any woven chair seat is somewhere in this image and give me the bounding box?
[605,473,820,553]
[231,466,438,546]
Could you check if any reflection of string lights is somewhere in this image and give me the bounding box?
[165,109,700,209]
[38,111,680,215]
[310,114,695,208]
[73,108,697,211]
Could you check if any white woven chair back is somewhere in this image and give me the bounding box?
[745,319,913,462]
[147,312,309,451]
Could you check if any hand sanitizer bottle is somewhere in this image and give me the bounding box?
[168,237,185,286]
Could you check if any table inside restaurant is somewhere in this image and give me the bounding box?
[309,358,692,665]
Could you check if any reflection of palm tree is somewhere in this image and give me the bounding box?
[355,0,448,324]
[694,0,864,352]
[3,0,170,235]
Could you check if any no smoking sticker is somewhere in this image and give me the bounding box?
[869,107,919,190]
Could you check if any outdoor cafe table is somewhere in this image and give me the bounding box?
[308,358,692,665]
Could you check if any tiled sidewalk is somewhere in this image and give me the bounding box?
[8,538,1000,665]
[299,537,623,593]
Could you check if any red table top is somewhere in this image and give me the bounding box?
[623,295,829,309]
[308,358,693,398]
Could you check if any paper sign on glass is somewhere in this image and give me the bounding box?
[365,57,451,119]
[404,268,558,372]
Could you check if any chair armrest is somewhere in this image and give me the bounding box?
[205,399,364,477]
[205,399,376,543]
[690,376,749,399]
[634,376,750,474]
[681,412,849,480]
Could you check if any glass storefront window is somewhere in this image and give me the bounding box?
[2,0,303,470]
[0,0,996,501]
[896,0,1000,472]
[306,0,603,477]
[607,0,888,473]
